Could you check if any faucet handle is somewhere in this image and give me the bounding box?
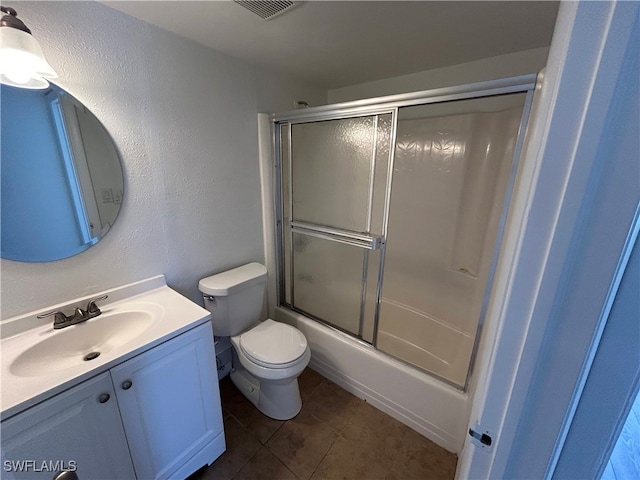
[86,295,108,314]
[37,310,69,325]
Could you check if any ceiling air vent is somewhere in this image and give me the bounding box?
[234,1,300,20]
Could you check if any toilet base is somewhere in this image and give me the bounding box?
[230,366,302,420]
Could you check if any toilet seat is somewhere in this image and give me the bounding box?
[239,319,308,369]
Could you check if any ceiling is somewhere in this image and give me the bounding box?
[101,1,559,90]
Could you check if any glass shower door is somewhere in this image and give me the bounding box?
[275,76,536,392]
[279,113,392,340]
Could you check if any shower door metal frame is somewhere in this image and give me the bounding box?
[275,109,398,340]
[272,73,538,391]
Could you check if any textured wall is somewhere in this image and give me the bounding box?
[0,1,326,319]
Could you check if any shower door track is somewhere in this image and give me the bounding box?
[272,73,536,123]
[272,73,539,391]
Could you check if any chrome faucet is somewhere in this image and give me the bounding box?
[38,295,108,329]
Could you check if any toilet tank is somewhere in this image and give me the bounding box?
[199,263,267,337]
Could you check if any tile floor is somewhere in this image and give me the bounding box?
[189,368,457,480]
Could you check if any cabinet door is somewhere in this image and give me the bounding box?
[111,322,224,480]
[1,372,136,480]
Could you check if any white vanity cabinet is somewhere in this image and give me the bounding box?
[1,322,224,480]
[111,322,225,479]
[1,372,136,479]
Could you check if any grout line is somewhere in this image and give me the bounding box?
[280,454,303,480]
[261,421,285,445]
[263,441,306,480]
[229,448,261,480]
[308,434,340,480]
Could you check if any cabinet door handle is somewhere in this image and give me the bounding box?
[98,393,111,403]
[121,380,133,390]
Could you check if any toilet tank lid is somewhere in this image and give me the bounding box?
[199,262,267,296]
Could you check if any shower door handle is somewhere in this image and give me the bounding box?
[290,221,383,250]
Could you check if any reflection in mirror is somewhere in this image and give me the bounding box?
[1,83,124,262]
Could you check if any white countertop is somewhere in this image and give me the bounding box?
[1,276,211,420]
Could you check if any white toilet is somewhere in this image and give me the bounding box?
[199,262,310,420]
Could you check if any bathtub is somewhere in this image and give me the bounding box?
[274,306,471,454]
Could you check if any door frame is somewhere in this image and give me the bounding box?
[456,1,640,477]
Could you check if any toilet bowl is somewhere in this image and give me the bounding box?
[199,263,310,420]
[230,319,311,419]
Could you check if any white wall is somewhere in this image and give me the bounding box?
[328,47,549,103]
[0,1,326,320]
[254,66,325,113]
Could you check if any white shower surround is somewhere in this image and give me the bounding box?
[377,105,524,387]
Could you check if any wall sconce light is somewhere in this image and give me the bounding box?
[0,6,57,89]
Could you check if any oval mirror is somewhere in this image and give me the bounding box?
[1,83,124,262]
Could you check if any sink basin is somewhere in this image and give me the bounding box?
[10,309,157,377]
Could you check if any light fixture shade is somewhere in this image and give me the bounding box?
[0,26,57,89]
